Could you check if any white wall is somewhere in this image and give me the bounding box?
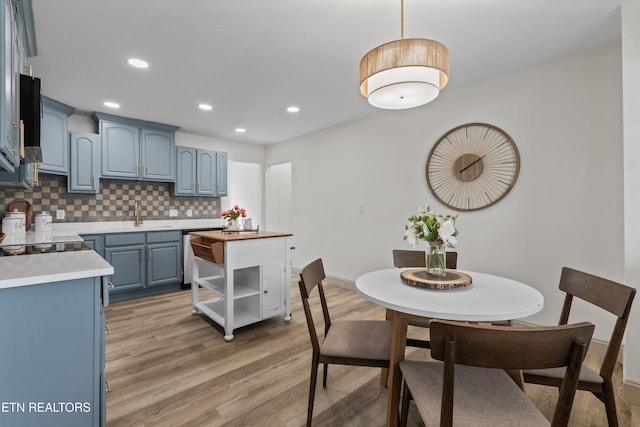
[265,162,292,233]
[265,44,624,341]
[224,161,263,228]
[622,0,640,394]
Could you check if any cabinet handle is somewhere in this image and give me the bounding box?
[264,290,268,294]
[93,176,96,190]
[105,324,111,334]
[144,166,147,177]
[136,162,139,177]
[108,281,115,289]
[105,379,111,392]
[34,162,39,185]
[11,121,25,157]
[148,247,152,261]
[19,120,25,158]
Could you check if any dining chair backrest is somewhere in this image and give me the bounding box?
[557,267,635,381]
[429,320,595,427]
[392,249,457,269]
[298,258,331,354]
[521,267,636,427]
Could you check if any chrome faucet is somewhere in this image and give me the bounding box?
[133,201,143,227]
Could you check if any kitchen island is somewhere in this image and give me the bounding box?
[0,243,113,427]
[189,230,293,341]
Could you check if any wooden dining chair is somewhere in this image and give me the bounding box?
[400,320,595,427]
[391,249,458,349]
[298,258,392,427]
[522,267,636,427]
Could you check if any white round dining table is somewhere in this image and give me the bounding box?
[355,268,544,322]
[355,268,544,427]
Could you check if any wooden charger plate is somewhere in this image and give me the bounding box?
[400,269,472,290]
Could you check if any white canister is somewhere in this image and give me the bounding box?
[2,210,26,235]
[35,212,53,232]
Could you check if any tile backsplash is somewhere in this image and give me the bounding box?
[0,174,220,222]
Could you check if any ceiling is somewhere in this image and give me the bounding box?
[29,0,622,145]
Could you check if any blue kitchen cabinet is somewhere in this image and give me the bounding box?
[81,233,104,257]
[146,230,182,288]
[100,119,139,179]
[175,146,197,194]
[0,276,105,426]
[141,127,175,181]
[174,146,227,196]
[104,232,146,295]
[0,158,33,188]
[39,96,75,175]
[95,112,178,182]
[104,230,181,302]
[197,149,216,195]
[1,0,36,172]
[216,150,228,196]
[68,132,101,193]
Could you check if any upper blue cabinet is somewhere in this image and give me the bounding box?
[40,96,75,175]
[175,146,227,197]
[94,112,179,182]
[0,0,36,172]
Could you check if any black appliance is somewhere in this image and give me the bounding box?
[0,241,92,256]
[19,74,42,163]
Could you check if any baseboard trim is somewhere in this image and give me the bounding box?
[292,270,356,291]
[624,380,640,406]
[325,274,356,291]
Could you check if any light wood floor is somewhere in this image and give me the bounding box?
[104,281,639,426]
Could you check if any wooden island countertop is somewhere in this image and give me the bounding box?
[189,230,293,242]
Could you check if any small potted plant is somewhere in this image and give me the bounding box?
[404,204,458,277]
[221,205,247,230]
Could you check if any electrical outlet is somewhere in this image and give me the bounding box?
[169,209,178,217]
[186,209,193,217]
[56,209,65,220]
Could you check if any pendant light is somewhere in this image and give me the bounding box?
[359,0,449,110]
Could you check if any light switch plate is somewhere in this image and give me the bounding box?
[186,209,193,217]
[169,209,178,217]
[56,209,65,220]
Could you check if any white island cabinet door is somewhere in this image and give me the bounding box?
[262,261,285,318]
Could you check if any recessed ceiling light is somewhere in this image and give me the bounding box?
[127,58,149,69]
[104,101,120,109]
[287,106,300,113]
[198,103,213,111]
[235,128,246,133]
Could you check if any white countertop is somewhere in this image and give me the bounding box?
[51,218,224,234]
[0,219,222,289]
[0,249,114,289]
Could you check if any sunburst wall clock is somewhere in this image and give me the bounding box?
[425,123,520,211]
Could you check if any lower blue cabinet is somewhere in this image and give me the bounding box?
[0,277,105,426]
[102,230,182,302]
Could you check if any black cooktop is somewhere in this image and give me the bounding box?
[0,241,92,256]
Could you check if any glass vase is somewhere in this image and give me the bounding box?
[426,242,447,277]
[228,219,238,230]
